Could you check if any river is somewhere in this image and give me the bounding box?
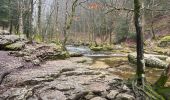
[66,45,170,86]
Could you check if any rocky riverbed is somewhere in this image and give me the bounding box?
[0,33,170,100]
[0,51,137,100]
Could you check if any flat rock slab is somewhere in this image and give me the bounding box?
[0,51,135,100]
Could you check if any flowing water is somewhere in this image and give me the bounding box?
[66,45,170,86]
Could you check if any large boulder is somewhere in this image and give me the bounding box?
[128,53,168,68]
[0,34,27,50]
[5,42,25,50]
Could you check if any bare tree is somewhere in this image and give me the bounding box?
[62,0,79,50]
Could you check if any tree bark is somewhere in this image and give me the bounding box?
[37,0,42,35]
[134,0,145,86]
[63,0,79,50]
[18,0,24,35]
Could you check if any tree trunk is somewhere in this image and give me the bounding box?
[134,0,145,86]
[151,0,156,39]
[27,0,34,40]
[63,0,79,50]
[18,0,23,35]
[37,0,42,35]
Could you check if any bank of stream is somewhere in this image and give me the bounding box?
[66,45,169,86]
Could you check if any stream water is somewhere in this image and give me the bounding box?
[66,45,170,86]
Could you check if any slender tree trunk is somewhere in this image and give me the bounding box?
[18,0,23,35]
[134,0,145,86]
[151,0,156,39]
[37,0,42,35]
[63,0,79,50]
[9,0,13,34]
[27,0,34,40]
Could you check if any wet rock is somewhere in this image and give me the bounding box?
[40,90,66,100]
[90,97,107,100]
[116,93,135,100]
[107,90,119,100]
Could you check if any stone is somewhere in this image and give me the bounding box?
[69,52,83,57]
[87,83,109,93]
[166,57,170,63]
[85,92,95,100]
[5,42,25,50]
[90,97,107,100]
[158,36,170,47]
[116,93,135,100]
[32,59,41,66]
[40,90,66,100]
[107,90,119,100]
[128,53,168,68]
[1,88,28,100]
[0,30,10,35]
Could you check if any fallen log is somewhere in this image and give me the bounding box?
[128,53,168,69]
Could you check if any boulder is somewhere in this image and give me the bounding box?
[0,30,10,35]
[158,36,170,47]
[0,34,27,50]
[128,53,168,68]
[107,90,119,100]
[116,93,135,100]
[40,90,66,100]
[5,42,25,50]
[69,52,83,57]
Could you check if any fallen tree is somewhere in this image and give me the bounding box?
[128,53,169,69]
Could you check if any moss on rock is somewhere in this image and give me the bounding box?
[158,36,170,47]
[90,45,113,51]
[5,42,25,50]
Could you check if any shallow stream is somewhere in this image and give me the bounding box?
[66,45,170,86]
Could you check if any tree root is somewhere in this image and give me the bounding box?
[128,78,165,100]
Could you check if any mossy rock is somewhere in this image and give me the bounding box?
[5,42,25,50]
[90,46,103,51]
[69,52,83,57]
[90,45,113,51]
[158,36,170,47]
[57,51,70,59]
[103,45,113,51]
